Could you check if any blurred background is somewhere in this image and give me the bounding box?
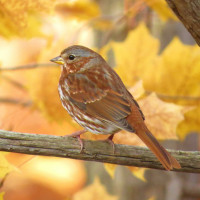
[0,0,200,199]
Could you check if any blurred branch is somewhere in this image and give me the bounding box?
[0,98,31,106]
[145,91,200,103]
[99,1,145,47]
[0,63,57,71]
[0,130,200,173]
[1,75,27,91]
[166,0,200,46]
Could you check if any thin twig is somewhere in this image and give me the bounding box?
[0,63,57,71]
[145,91,200,102]
[1,75,27,91]
[0,98,31,106]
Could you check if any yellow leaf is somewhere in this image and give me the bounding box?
[55,0,100,20]
[25,67,73,123]
[148,197,155,200]
[0,192,4,200]
[105,158,146,182]
[127,166,146,182]
[0,153,14,178]
[149,38,200,98]
[104,163,116,178]
[72,177,118,200]
[112,23,160,87]
[146,38,200,138]
[128,80,145,100]
[0,0,55,38]
[143,0,177,21]
[177,106,200,140]
[139,93,190,140]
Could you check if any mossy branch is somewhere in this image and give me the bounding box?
[0,130,199,173]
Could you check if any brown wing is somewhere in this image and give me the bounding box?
[66,72,135,132]
[85,91,135,132]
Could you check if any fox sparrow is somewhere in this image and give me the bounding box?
[50,45,181,170]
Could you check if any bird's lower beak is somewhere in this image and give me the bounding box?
[50,56,65,65]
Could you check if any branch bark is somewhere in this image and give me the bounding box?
[0,130,199,173]
[166,0,200,46]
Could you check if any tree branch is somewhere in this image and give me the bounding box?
[0,130,199,173]
[0,63,56,71]
[0,98,31,106]
[166,0,200,46]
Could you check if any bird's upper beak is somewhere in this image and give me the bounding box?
[50,56,65,65]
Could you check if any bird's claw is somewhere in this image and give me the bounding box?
[104,134,115,154]
[63,129,87,152]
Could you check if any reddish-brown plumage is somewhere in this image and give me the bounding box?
[50,45,181,170]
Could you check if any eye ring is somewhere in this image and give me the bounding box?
[68,54,75,60]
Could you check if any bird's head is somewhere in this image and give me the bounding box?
[50,45,103,74]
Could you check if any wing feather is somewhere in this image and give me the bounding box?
[64,70,135,132]
[84,92,134,132]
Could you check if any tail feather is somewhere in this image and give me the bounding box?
[136,128,181,170]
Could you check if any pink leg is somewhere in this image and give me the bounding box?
[104,133,115,154]
[64,129,87,152]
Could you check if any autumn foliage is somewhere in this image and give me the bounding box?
[0,0,199,199]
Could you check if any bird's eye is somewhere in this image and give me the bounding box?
[68,54,75,60]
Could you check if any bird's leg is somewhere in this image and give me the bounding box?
[63,129,87,152]
[104,133,115,154]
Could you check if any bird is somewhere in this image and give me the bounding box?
[50,45,181,170]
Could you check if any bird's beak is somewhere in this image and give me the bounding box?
[50,56,65,65]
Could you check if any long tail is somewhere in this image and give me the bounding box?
[136,127,181,170]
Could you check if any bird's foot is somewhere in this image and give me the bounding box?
[63,129,87,152]
[103,134,115,154]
